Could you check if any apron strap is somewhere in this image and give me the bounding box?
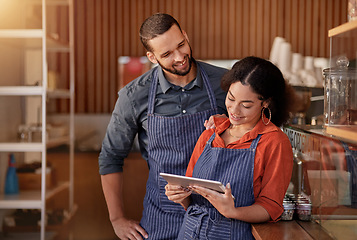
[197,62,218,110]
[250,134,262,150]
[148,68,158,115]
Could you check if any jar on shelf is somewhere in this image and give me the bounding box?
[296,202,312,221]
[323,56,357,126]
[281,201,295,221]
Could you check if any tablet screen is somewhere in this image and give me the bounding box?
[160,172,226,193]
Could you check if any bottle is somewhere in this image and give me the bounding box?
[4,154,19,194]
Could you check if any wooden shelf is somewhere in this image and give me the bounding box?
[2,204,78,232]
[0,136,70,152]
[0,29,43,38]
[0,143,43,152]
[329,20,357,37]
[0,86,43,96]
[0,87,71,98]
[325,125,357,144]
[0,182,70,209]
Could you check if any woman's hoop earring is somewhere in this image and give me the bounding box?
[262,107,271,125]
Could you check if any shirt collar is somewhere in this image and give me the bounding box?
[214,116,278,142]
[157,60,203,94]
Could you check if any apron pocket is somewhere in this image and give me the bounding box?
[207,215,231,240]
[159,176,186,213]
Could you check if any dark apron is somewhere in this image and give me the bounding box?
[140,63,219,239]
[343,142,357,208]
[178,133,261,240]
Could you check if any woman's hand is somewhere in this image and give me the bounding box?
[165,183,192,210]
[191,183,236,218]
[204,114,227,130]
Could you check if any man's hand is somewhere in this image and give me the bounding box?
[204,114,227,130]
[111,217,148,240]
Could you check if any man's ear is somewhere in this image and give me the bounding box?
[146,51,158,64]
[182,30,189,43]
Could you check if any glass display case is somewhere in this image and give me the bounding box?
[283,22,357,239]
[283,125,357,239]
[324,21,357,142]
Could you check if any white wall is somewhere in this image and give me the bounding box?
[48,114,111,151]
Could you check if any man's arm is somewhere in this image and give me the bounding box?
[101,172,148,239]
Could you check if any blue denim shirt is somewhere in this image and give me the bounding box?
[98,61,227,175]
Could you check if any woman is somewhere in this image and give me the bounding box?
[165,56,296,239]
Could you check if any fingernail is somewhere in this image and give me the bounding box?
[227,183,231,188]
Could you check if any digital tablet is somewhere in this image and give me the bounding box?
[160,172,226,193]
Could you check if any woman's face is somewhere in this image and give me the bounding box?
[225,81,267,128]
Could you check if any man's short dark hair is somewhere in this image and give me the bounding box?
[140,13,182,52]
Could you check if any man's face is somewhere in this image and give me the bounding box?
[147,25,193,77]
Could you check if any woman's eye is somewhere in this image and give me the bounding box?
[242,104,252,109]
[228,97,234,101]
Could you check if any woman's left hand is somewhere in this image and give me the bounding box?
[191,183,235,218]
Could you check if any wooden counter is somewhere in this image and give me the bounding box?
[252,220,334,240]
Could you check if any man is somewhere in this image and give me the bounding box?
[99,13,227,239]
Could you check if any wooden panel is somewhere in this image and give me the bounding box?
[69,0,347,113]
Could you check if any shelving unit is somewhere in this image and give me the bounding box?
[325,20,357,142]
[0,0,75,239]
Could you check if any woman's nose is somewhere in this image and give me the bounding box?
[230,104,241,114]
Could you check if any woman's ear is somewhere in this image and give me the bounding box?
[146,51,158,64]
[262,99,271,108]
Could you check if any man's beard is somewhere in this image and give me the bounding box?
[157,49,193,76]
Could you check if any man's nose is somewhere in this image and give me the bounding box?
[173,49,185,62]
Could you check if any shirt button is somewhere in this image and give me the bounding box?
[181,89,185,92]
[182,110,187,114]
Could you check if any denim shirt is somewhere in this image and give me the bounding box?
[98,60,227,175]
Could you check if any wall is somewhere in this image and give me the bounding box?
[71,0,348,114]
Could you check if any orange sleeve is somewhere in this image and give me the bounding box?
[253,131,293,221]
[185,129,215,177]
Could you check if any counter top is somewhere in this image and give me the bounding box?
[284,125,357,146]
[252,220,334,240]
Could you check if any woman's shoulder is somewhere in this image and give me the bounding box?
[260,125,290,144]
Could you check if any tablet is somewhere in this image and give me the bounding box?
[160,172,226,193]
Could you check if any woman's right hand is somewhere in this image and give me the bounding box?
[165,183,192,210]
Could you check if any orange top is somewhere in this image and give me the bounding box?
[186,117,293,221]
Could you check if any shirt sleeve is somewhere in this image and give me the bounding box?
[98,89,139,175]
[254,132,293,221]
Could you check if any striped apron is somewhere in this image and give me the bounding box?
[178,133,261,240]
[140,63,219,239]
[343,143,357,208]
